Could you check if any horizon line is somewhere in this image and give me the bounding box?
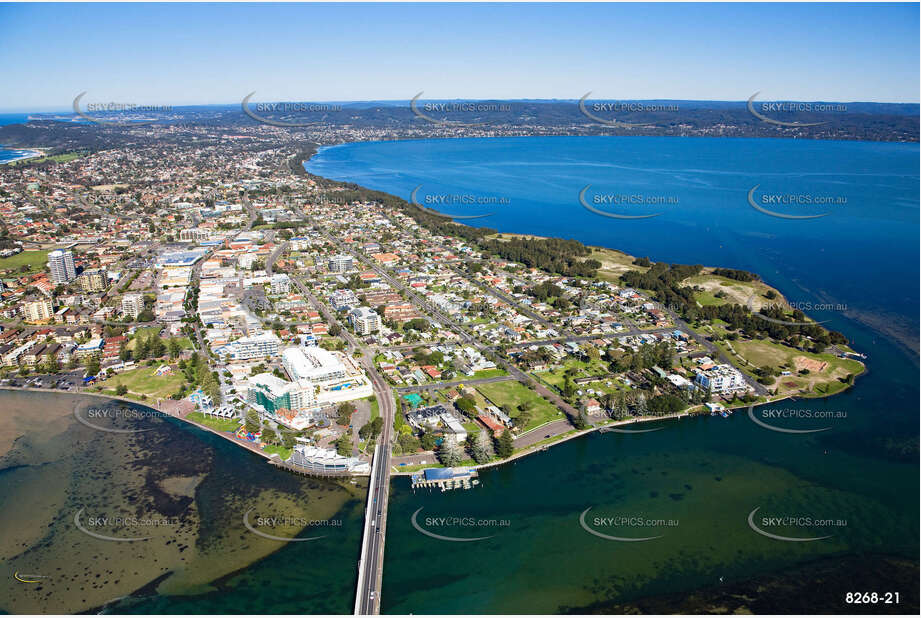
[4,96,921,115]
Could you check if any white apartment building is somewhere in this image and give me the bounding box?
[121,293,145,319]
[215,331,280,361]
[48,249,76,284]
[269,273,291,295]
[22,298,54,322]
[179,228,211,242]
[282,346,347,383]
[328,254,354,273]
[694,364,749,394]
[349,306,381,335]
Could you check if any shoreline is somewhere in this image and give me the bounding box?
[0,385,275,463]
[0,141,869,481]
[1,384,802,479]
[298,146,869,476]
[390,394,797,477]
[0,146,44,165]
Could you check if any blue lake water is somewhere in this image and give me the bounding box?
[307,136,919,356]
[307,136,920,613]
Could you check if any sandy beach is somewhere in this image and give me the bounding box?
[0,147,44,165]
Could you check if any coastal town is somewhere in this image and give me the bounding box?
[0,136,866,482]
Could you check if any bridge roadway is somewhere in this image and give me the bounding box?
[353,368,393,614]
[283,258,394,615]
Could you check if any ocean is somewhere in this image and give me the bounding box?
[306,135,920,613]
[0,114,36,163]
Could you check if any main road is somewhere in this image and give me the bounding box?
[353,364,394,615]
[282,252,395,615]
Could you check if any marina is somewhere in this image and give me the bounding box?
[410,467,480,491]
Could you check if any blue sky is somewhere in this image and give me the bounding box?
[0,2,918,111]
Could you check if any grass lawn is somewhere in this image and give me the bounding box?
[694,290,728,307]
[471,368,509,379]
[476,381,564,432]
[718,338,864,398]
[369,396,379,421]
[686,272,788,313]
[462,421,481,434]
[98,365,185,400]
[127,326,164,350]
[395,463,444,473]
[591,247,647,282]
[8,152,82,166]
[0,250,49,275]
[263,445,293,460]
[536,358,611,388]
[187,410,240,432]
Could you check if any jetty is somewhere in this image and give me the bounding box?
[411,467,479,491]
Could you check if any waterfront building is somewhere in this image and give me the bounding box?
[694,364,749,394]
[407,404,468,442]
[246,373,320,429]
[281,346,373,404]
[288,444,370,474]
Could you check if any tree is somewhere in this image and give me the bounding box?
[438,434,464,467]
[115,384,128,396]
[244,412,261,434]
[134,335,149,360]
[335,432,352,457]
[337,402,355,426]
[168,337,182,359]
[359,416,384,441]
[472,429,495,463]
[280,430,297,449]
[398,432,420,453]
[118,340,131,362]
[150,336,166,358]
[454,396,477,416]
[85,355,100,378]
[420,430,437,451]
[495,429,514,458]
[43,353,60,374]
[261,426,279,445]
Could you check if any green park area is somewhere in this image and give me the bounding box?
[687,271,788,311]
[97,365,184,400]
[534,357,627,398]
[7,152,82,167]
[475,380,564,433]
[716,337,864,398]
[0,250,49,275]
[187,410,240,432]
[262,445,293,460]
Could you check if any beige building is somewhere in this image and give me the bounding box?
[79,269,107,292]
[22,298,54,322]
[121,293,145,319]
